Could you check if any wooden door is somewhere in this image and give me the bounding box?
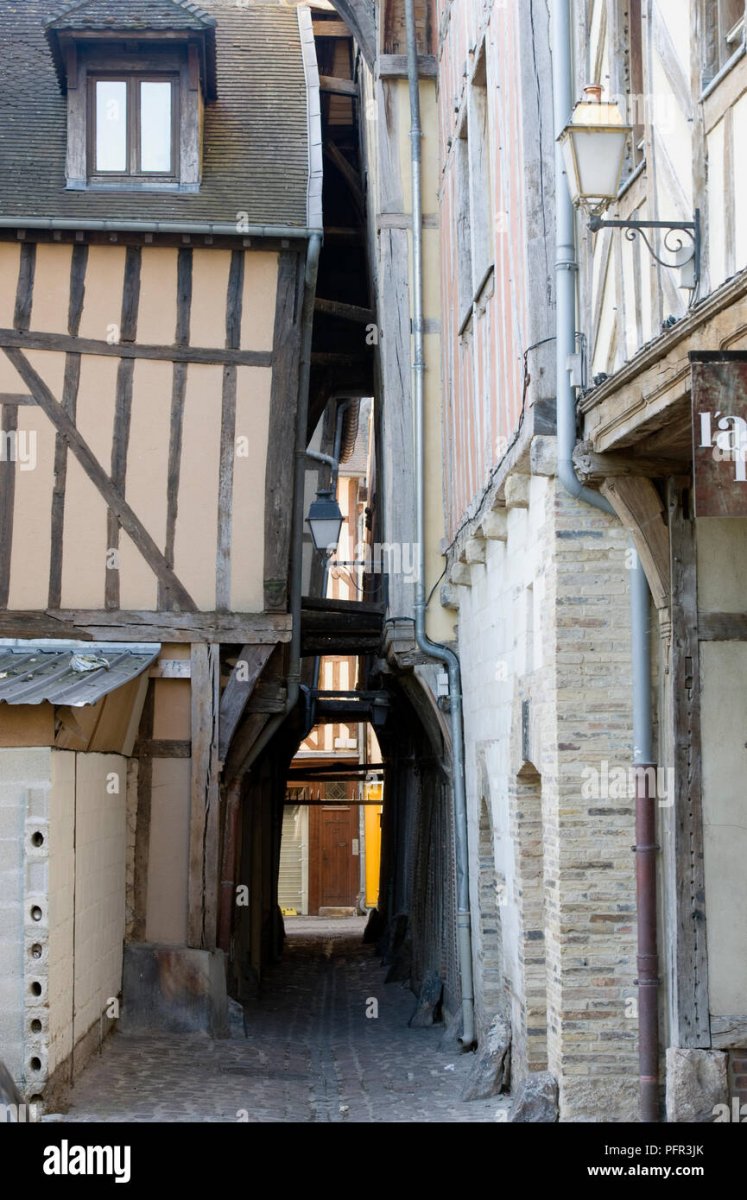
[308,788,360,912]
[319,804,359,907]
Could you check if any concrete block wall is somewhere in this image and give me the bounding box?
[47,752,75,1085]
[70,753,128,1054]
[0,748,52,1094]
[0,746,128,1103]
[454,459,639,1119]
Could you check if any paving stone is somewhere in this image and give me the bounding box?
[63,919,509,1124]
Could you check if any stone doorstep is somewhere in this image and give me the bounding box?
[318,907,357,918]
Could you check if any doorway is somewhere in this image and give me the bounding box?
[309,789,360,912]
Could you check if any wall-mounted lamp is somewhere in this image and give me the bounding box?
[558,85,700,293]
[306,488,343,556]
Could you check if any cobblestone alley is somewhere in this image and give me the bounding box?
[59,920,507,1123]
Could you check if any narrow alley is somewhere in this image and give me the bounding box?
[59,920,504,1124]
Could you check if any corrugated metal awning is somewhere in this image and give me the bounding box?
[0,641,160,708]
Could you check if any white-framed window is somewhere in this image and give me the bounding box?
[704,0,746,83]
[90,74,179,182]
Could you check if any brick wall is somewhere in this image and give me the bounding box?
[730,1049,747,1113]
[452,458,639,1119]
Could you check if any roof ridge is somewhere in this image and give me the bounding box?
[45,0,216,31]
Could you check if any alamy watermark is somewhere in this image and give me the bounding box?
[0,428,36,471]
[581,760,675,807]
[332,541,420,584]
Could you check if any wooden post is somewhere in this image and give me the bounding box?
[132,680,155,942]
[665,479,710,1047]
[188,643,221,950]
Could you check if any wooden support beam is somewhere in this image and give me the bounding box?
[188,643,220,950]
[223,712,270,784]
[600,476,671,610]
[711,1015,747,1049]
[14,243,35,333]
[0,610,291,643]
[283,794,383,800]
[136,738,192,759]
[0,402,18,609]
[132,680,155,942]
[312,19,351,36]
[300,636,381,656]
[300,608,383,632]
[377,53,438,78]
[665,479,710,1047]
[216,250,243,611]
[4,347,198,612]
[161,248,192,610]
[314,297,375,325]
[287,761,384,775]
[246,681,286,714]
[319,75,357,96]
[0,328,271,368]
[50,243,87,609]
[573,443,687,484]
[265,250,304,611]
[107,244,141,609]
[323,141,364,211]
[697,612,747,640]
[218,643,273,762]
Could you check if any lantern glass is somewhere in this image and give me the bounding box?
[558,96,632,209]
[306,490,344,554]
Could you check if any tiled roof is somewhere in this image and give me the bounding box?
[0,642,159,706]
[45,0,216,31]
[0,1,311,231]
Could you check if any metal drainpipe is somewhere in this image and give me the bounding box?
[551,0,659,1121]
[404,0,475,1049]
[631,557,659,1123]
[231,232,322,781]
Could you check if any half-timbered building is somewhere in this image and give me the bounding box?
[0,0,326,1104]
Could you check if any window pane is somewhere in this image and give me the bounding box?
[140,82,172,173]
[96,81,127,172]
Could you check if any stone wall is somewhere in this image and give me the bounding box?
[452,453,639,1119]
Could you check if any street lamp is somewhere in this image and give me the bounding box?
[306,488,343,557]
[558,85,700,293]
[558,85,632,213]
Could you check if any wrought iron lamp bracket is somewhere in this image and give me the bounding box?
[587,209,701,293]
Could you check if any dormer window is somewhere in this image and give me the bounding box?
[44,0,217,193]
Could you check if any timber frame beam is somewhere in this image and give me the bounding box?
[0,610,291,643]
[0,328,272,368]
[4,346,198,611]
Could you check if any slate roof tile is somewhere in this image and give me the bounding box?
[0,0,310,230]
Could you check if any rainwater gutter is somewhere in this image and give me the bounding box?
[551,0,659,1121]
[404,0,475,1049]
[0,216,319,239]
